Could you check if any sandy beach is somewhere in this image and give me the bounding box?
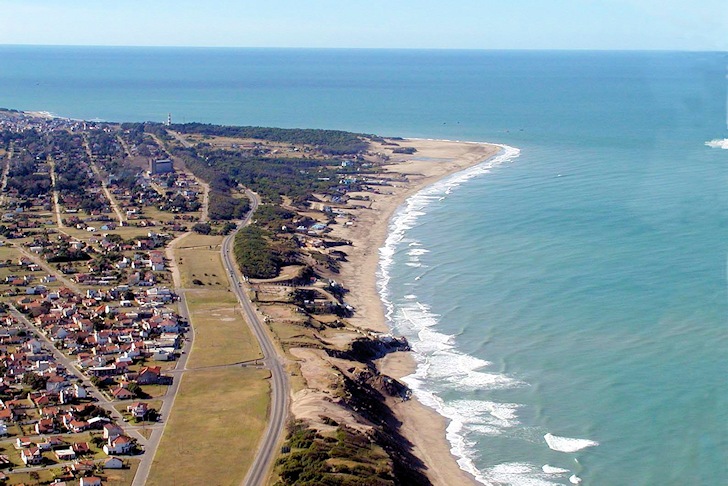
[328,138,500,485]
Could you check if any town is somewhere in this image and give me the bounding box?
[0,110,200,485]
[0,109,421,486]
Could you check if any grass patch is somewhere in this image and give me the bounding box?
[146,367,270,486]
[185,289,262,368]
[102,459,140,486]
[175,232,222,250]
[142,206,195,224]
[6,468,58,485]
[139,384,169,398]
[175,235,225,288]
[269,319,321,350]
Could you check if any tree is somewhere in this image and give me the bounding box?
[191,222,211,235]
[22,372,47,391]
[126,382,142,398]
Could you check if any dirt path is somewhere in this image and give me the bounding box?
[14,246,82,294]
[82,135,126,224]
[116,134,132,158]
[47,155,64,228]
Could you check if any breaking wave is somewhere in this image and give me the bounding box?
[705,139,728,149]
[378,144,532,483]
[544,433,599,453]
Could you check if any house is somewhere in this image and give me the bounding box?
[152,349,173,361]
[15,436,33,448]
[55,447,76,461]
[80,477,102,486]
[103,456,124,469]
[87,416,111,429]
[135,365,161,384]
[0,408,15,422]
[111,386,135,400]
[40,436,65,450]
[102,423,124,440]
[73,383,87,399]
[72,442,90,455]
[21,446,43,465]
[71,459,95,473]
[35,418,56,434]
[148,252,165,271]
[67,419,89,433]
[126,402,148,419]
[103,434,133,455]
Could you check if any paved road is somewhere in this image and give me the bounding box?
[7,306,146,444]
[220,190,290,486]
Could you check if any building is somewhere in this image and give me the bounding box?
[150,158,173,175]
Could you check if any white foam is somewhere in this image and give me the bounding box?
[444,400,521,429]
[542,465,570,474]
[483,463,562,486]
[705,138,728,149]
[544,433,599,453]
[376,142,521,483]
[569,474,583,484]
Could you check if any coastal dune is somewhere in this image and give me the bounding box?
[296,138,501,485]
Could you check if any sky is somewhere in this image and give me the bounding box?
[1,0,727,51]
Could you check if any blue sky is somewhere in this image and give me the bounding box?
[1,1,727,50]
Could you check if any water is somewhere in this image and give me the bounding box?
[1,46,727,484]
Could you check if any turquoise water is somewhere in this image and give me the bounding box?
[1,47,727,484]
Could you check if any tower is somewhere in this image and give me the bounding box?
[166,113,172,126]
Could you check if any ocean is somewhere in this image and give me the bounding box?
[1,46,726,485]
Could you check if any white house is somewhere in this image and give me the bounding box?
[103,435,133,455]
[104,456,124,469]
[21,447,43,465]
[80,477,102,486]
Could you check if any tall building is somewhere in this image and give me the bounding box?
[150,158,174,174]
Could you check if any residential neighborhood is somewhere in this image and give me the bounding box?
[0,111,199,485]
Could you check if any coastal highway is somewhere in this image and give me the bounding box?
[221,190,290,486]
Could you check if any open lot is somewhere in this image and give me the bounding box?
[185,289,262,368]
[145,367,269,486]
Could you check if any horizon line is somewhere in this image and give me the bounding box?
[0,43,726,54]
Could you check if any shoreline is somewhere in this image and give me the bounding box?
[329,138,508,485]
[16,106,504,482]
